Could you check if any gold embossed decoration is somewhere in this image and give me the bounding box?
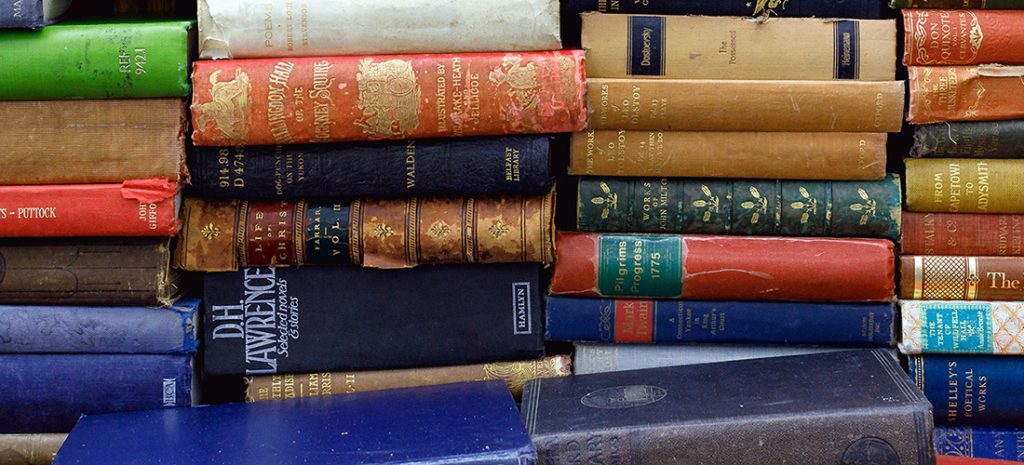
[850,188,878,226]
[372,223,396,240]
[355,59,422,137]
[489,55,541,130]
[428,220,452,239]
[789,186,819,225]
[917,256,979,300]
[691,185,720,223]
[201,223,221,240]
[753,0,789,16]
[591,182,618,220]
[740,186,769,224]
[195,69,251,143]
[965,76,986,119]
[489,219,511,239]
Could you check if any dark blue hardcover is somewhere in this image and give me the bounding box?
[186,136,553,199]
[55,381,536,465]
[0,354,191,433]
[563,0,881,18]
[202,264,544,376]
[910,355,1024,427]
[0,298,198,354]
[0,0,43,28]
[935,426,1024,462]
[545,297,894,346]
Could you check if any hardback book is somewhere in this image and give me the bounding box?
[54,381,535,465]
[0,0,71,28]
[174,193,554,271]
[245,356,571,401]
[564,0,882,18]
[903,10,1024,65]
[937,457,1024,465]
[202,264,544,376]
[573,343,881,375]
[892,0,1024,7]
[0,354,192,433]
[0,20,193,99]
[905,159,1024,214]
[198,0,560,58]
[582,15,896,80]
[0,298,198,354]
[522,349,934,465]
[911,121,1024,159]
[587,78,905,132]
[546,296,895,346]
[910,355,1024,426]
[0,100,186,185]
[570,131,890,180]
[186,136,554,199]
[909,66,1024,124]
[934,425,1024,462]
[900,300,1024,355]
[901,257,1024,301]
[190,50,586,146]
[0,238,181,306]
[0,180,178,237]
[549,232,896,301]
[901,212,1024,256]
[0,434,66,465]
[575,175,902,239]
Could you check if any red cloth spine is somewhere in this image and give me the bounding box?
[901,212,1024,256]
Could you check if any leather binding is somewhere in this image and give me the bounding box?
[523,349,934,465]
[175,192,554,271]
[933,425,1024,461]
[563,0,881,17]
[549,231,896,302]
[244,355,571,401]
[911,355,1024,426]
[588,78,906,132]
[0,238,181,306]
[576,175,902,239]
[900,256,1024,301]
[0,434,66,465]
[911,121,1024,159]
[909,66,1024,124]
[905,159,1024,214]
[202,264,545,376]
[901,212,1024,256]
[891,0,1024,7]
[900,300,1024,355]
[186,136,553,199]
[903,10,1024,66]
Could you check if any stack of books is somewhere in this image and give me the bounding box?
[894,1,1024,459]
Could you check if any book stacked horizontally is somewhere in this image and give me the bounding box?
[892,1,1024,457]
[0,4,197,463]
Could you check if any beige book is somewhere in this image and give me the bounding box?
[0,434,66,465]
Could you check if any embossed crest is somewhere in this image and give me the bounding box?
[489,219,511,239]
[428,220,452,239]
[591,182,619,220]
[200,223,221,240]
[490,55,542,131]
[789,186,819,225]
[850,188,878,226]
[841,437,900,465]
[580,385,667,409]
[691,184,720,223]
[740,186,769,225]
[195,69,251,143]
[356,59,422,137]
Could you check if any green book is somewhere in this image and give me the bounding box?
[0,20,194,100]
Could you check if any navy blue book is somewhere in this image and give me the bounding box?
[935,426,1024,462]
[186,136,553,199]
[0,298,198,354]
[545,297,895,346]
[0,354,191,433]
[910,355,1024,427]
[203,264,544,376]
[54,380,535,465]
[563,0,881,18]
[0,0,43,28]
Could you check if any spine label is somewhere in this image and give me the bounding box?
[834,21,861,79]
[597,235,683,297]
[902,301,1024,355]
[614,300,655,343]
[627,16,666,76]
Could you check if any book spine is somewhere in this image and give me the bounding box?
[190,50,586,146]
[549,232,896,301]
[0,99,185,185]
[903,11,1024,66]
[186,136,553,199]
[576,175,902,239]
[934,426,1024,462]
[582,15,895,80]
[908,66,1024,124]
[911,355,1024,427]
[0,0,43,28]
[901,212,1024,256]
[572,344,866,374]
[198,0,560,58]
[892,0,1024,8]
[0,354,191,433]
[900,300,1024,355]
[0,239,180,306]
[545,297,895,345]
[244,356,571,401]
[571,131,889,181]
[587,78,906,132]
[0,21,193,99]
[911,121,1024,158]
[0,434,66,465]
[0,180,178,237]
[906,159,1024,214]
[900,257,1024,301]
[565,0,880,17]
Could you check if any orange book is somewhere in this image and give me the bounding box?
[904,10,1024,65]
[908,65,1024,124]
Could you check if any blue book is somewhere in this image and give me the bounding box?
[0,354,191,433]
[54,381,535,465]
[0,0,43,28]
[0,298,198,354]
[910,355,1024,427]
[935,426,1024,462]
[545,297,895,346]
[562,0,881,18]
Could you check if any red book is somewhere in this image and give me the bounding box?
[939,457,1024,465]
[549,232,896,302]
[903,10,1024,66]
[0,179,178,237]
[901,212,1024,256]
[190,50,587,146]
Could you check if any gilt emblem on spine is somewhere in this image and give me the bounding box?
[752,0,788,17]
[691,184,720,223]
[355,59,422,137]
[849,188,878,226]
[740,186,769,225]
[195,69,251,144]
[789,186,818,225]
[590,182,618,220]
[490,55,542,131]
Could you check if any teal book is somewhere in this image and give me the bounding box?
[0,20,193,99]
